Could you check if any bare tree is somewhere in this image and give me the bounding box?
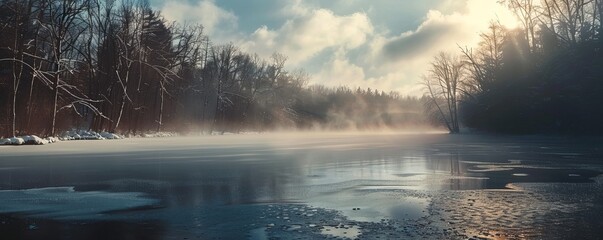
[501,0,540,51]
[207,44,237,133]
[42,0,101,135]
[9,0,30,136]
[538,0,598,45]
[423,52,465,134]
[460,21,507,95]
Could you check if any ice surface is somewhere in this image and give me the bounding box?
[321,224,362,239]
[0,187,159,220]
[0,133,601,239]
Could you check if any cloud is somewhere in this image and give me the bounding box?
[312,50,366,87]
[312,50,420,95]
[358,0,518,95]
[160,0,237,37]
[381,11,466,61]
[241,7,374,65]
[379,0,517,63]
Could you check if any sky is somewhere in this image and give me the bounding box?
[150,0,518,96]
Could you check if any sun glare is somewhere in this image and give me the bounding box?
[494,4,520,29]
[468,0,521,30]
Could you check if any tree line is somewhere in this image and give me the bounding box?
[295,86,428,130]
[0,0,430,138]
[424,0,603,134]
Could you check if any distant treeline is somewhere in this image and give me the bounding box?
[0,0,429,137]
[424,0,603,134]
[295,86,428,130]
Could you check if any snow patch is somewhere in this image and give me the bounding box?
[1,135,52,145]
[100,132,122,139]
[22,135,49,145]
[61,130,106,140]
[141,132,177,138]
[60,130,123,140]
[1,136,31,145]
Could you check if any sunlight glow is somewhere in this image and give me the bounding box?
[495,6,521,29]
[467,0,520,30]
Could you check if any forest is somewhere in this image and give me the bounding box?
[425,0,603,134]
[0,0,427,138]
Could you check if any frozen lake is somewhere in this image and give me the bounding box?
[0,132,602,239]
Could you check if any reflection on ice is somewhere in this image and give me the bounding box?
[248,227,269,240]
[305,182,430,222]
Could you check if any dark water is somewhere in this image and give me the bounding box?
[0,133,602,239]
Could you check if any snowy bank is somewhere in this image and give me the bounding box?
[0,131,123,146]
[0,137,25,145]
[1,130,188,146]
[0,135,53,145]
[60,130,123,141]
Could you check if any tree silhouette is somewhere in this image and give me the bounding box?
[423,52,464,134]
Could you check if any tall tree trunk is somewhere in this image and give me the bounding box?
[11,32,19,137]
[157,88,164,132]
[51,74,60,136]
[11,5,24,137]
[201,92,207,132]
[114,95,126,132]
[26,72,35,130]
